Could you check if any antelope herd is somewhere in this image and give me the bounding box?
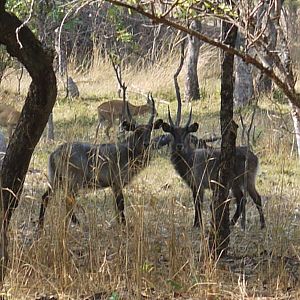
[37,92,265,231]
[0,89,265,231]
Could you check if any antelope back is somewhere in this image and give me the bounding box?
[48,142,92,190]
[191,146,259,190]
[132,104,153,116]
[233,146,259,187]
[97,100,124,121]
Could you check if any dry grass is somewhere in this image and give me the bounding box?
[0,54,299,299]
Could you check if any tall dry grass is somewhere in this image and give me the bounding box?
[0,49,299,299]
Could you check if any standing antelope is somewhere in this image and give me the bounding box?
[0,104,21,138]
[161,109,265,229]
[38,99,163,229]
[96,94,157,138]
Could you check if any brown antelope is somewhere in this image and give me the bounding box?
[161,108,265,230]
[38,98,163,229]
[0,104,21,138]
[96,94,157,138]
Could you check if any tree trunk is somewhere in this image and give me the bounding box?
[234,32,254,106]
[36,1,55,141]
[210,18,237,257]
[0,9,57,282]
[55,28,67,76]
[47,113,55,141]
[277,0,300,158]
[184,20,201,102]
[255,2,277,94]
[290,104,300,156]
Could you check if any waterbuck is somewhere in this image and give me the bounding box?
[39,99,163,229]
[161,109,265,230]
[96,94,157,138]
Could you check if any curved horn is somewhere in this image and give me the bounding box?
[184,107,193,128]
[168,106,175,127]
[147,93,156,125]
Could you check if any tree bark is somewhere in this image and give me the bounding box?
[255,1,277,94]
[36,0,55,141]
[210,19,237,257]
[47,113,55,140]
[290,104,300,156]
[0,9,57,282]
[184,20,201,102]
[276,0,300,158]
[55,27,67,76]
[234,32,254,107]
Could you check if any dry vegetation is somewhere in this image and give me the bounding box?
[0,52,299,299]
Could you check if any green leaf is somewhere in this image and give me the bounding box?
[109,291,119,300]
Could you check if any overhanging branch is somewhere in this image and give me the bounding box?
[105,0,300,108]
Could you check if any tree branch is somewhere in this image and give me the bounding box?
[105,0,300,108]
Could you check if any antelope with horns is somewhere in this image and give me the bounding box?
[0,104,21,138]
[161,108,265,230]
[39,98,163,229]
[95,94,157,138]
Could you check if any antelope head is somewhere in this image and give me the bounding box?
[162,107,199,153]
[121,96,163,152]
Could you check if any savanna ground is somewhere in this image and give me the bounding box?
[0,51,300,299]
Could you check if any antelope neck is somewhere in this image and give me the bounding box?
[171,149,193,180]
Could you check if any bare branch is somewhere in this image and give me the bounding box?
[16,0,35,49]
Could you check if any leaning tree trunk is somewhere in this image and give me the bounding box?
[234,32,254,106]
[209,18,238,256]
[184,20,201,102]
[37,0,55,141]
[0,7,57,282]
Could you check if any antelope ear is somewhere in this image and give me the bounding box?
[188,122,199,133]
[162,122,172,133]
[153,119,164,129]
[121,120,136,131]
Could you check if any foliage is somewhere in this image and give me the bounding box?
[5,0,32,18]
